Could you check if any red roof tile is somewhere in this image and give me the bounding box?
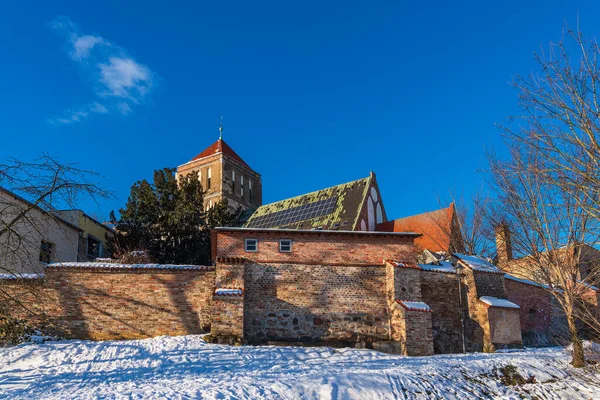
[191,139,250,168]
[377,204,456,252]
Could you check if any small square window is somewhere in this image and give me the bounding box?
[245,238,258,252]
[279,239,292,253]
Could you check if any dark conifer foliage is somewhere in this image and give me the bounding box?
[108,168,240,265]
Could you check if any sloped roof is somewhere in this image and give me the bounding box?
[376,204,456,252]
[453,253,502,274]
[244,175,373,230]
[191,139,251,168]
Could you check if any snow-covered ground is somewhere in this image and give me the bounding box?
[1,335,599,399]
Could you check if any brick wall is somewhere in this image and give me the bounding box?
[215,229,416,265]
[2,267,215,340]
[211,259,245,341]
[505,278,554,346]
[472,271,507,299]
[420,271,464,354]
[243,262,390,345]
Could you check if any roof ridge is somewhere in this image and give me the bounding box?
[255,175,371,209]
[190,138,251,169]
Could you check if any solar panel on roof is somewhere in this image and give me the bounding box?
[246,197,338,228]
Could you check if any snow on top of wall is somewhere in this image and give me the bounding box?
[0,273,44,280]
[479,296,520,309]
[396,300,432,312]
[454,254,502,273]
[214,288,243,296]
[46,262,213,271]
[386,260,421,269]
[419,261,456,274]
[504,274,551,289]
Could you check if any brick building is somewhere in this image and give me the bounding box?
[176,136,262,212]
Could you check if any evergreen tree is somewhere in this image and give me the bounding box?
[108,168,240,265]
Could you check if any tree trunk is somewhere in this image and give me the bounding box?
[568,313,585,368]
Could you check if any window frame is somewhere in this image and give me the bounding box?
[279,239,293,253]
[87,236,100,258]
[244,238,258,252]
[39,240,54,264]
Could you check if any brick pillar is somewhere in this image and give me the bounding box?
[210,257,246,344]
[384,261,434,356]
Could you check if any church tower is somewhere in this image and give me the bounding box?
[176,131,262,212]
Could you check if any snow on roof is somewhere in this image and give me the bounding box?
[214,288,243,296]
[453,253,502,274]
[396,300,432,312]
[386,260,421,269]
[46,262,213,271]
[0,273,44,280]
[504,274,551,289]
[479,296,520,309]
[419,261,456,274]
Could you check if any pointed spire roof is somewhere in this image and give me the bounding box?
[191,138,251,168]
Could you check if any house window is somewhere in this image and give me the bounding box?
[240,175,244,198]
[39,240,53,263]
[232,170,236,193]
[279,239,292,252]
[249,180,253,201]
[207,168,211,190]
[87,237,100,258]
[245,238,258,252]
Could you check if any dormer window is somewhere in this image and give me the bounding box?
[245,238,258,252]
[279,239,292,253]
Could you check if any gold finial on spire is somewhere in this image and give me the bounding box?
[219,116,223,140]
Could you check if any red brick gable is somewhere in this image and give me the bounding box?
[191,139,250,168]
[377,204,458,253]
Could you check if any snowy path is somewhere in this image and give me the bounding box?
[0,335,598,399]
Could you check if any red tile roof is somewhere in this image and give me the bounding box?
[377,204,455,252]
[191,139,250,168]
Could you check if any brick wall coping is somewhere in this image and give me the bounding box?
[396,300,433,312]
[479,296,520,309]
[0,273,44,280]
[46,262,214,271]
[504,274,551,289]
[214,227,422,238]
[385,259,421,269]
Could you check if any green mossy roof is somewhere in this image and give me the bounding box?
[244,175,372,230]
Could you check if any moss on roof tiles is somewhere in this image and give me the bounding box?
[245,175,372,230]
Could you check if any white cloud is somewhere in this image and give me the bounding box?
[48,16,156,125]
[117,102,132,115]
[72,35,107,60]
[48,102,109,125]
[99,57,153,101]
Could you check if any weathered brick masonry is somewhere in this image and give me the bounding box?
[3,227,582,356]
[3,265,215,340]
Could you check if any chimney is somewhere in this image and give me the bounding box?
[495,223,513,267]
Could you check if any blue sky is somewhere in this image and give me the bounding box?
[1,1,598,222]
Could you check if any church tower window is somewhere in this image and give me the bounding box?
[240,175,244,198]
[232,170,236,193]
[207,167,211,190]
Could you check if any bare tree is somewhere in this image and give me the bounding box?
[487,141,600,367]
[429,194,495,258]
[492,23,600,367]
[0,154,111,319]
